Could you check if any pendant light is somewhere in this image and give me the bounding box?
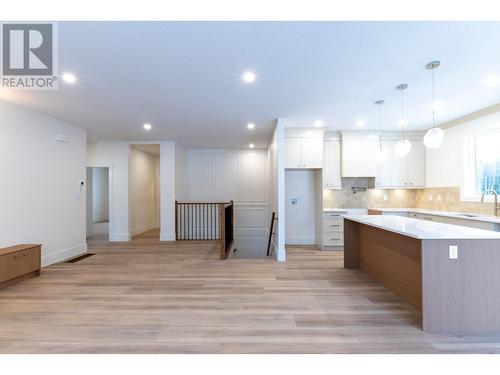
[394,83,412,157]
[423,60,445,149]
[374,100,386,162]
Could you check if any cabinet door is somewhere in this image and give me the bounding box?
[405,141,425,187]
[328,140,342,188]
[342,139,378,177]
[392,143,407,187]
[285,137,303,168]
[375,141,393,188]
[302,137,323,168]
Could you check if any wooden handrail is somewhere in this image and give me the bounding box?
[175,201,234,259]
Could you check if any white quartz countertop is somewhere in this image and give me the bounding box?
[368,207,500,225]
[343,214,500,240]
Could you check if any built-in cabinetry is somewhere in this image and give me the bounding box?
[341,133,379,177]
[285,134,323,169]
[323,138,342,189]
[323,210,346,249]
[407,212,494,230]
[0,244,41,288]
[375,140,425,188]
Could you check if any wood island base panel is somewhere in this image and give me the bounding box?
[344,217,500,334]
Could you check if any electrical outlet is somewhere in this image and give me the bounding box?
[449,245,458,259]
[383,194,388,201]
[437,194,442,201]
[428,194,433,201]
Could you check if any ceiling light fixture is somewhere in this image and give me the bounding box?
[356,119,365,128]
[314,120,323,127]
[374,100,386,162]
[249,143,255,149]
[143,123,152,131]
[394,84,412,158]
[62,72,77,84]
[242,71,256,83]
[423,60,445,149]
[247,122,255,129]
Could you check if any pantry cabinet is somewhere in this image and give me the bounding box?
[323,140,342,189]
[285,136,323,169]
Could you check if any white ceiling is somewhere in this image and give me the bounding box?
[2,21,500,148]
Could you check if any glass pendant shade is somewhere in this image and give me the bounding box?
[394,139,412,157]
[423,127,445,149]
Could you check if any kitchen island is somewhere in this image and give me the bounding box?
[343,215,500,333]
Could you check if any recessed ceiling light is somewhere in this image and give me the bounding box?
[242,71,256,83]
[249,143,255,149]
[143,123,152,131]
[484,74,500,87]
[314,120,323,127]
[247,122,255,129]
[355,119,365,128]
[62,72,77,84]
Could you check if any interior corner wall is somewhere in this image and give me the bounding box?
[0,100,87,266]
[129,147,157,236]
[160,141,176,241]
[175,142,187,201]
[87,141,130,241]
[91,167,109,223]
[269,120,286,261]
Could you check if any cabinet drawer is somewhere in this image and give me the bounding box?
[324,212,346,219]
[324,231,344,246]
[323,218,344,231]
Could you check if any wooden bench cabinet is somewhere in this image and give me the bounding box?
[0,244,41,288]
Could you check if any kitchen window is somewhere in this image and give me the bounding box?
[463,129,500,201]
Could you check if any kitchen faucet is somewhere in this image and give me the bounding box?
[481,188,500,217]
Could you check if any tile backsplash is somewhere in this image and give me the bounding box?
[324,180,495,215]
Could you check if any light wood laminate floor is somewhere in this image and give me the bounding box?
[1,230,499,354]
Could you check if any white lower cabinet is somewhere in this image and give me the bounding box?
[323,211,347,249]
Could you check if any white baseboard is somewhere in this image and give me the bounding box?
[42,243,87,267]
[160,232,175,241]
[131,223,155,236]
[285,236,315,245]
[109,233,131,241]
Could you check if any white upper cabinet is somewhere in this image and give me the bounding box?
[285,137,303,168]
[375,139,425,188]
[341,133,379,177]
[285,132,324,169]
[323,139,342,189]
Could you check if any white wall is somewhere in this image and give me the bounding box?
[92,167,109,222]
[187,149,269,238]
[175,143,187,201]
[285,170,316,244]
[86,168,93,237]
[426,110,500,189]
[87,141,130,241]
[0,100,87,266]
[160,141,177,241]
[129,147,157,236]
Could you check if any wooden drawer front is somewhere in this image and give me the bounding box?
[20,247,41,275]
[324,212,346,219]
[324,217,344,231]
[324,231,344,246]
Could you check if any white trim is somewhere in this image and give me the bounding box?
[42,243,87,267]
[160,232,176,241]
[109,233,131,241]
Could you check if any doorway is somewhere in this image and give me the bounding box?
[86,166,110,240]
